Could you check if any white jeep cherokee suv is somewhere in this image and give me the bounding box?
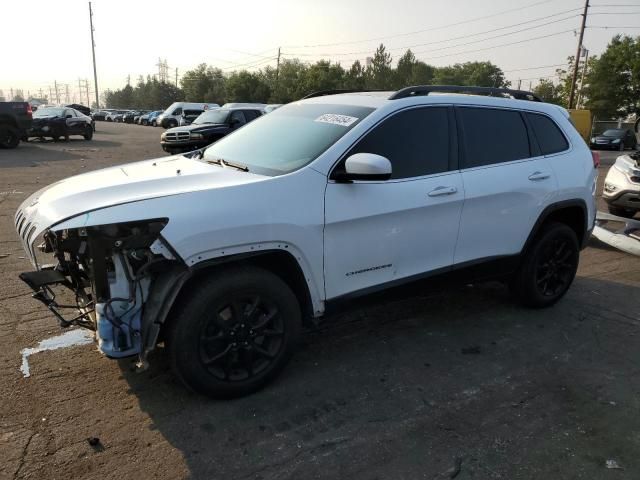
[15,86,598,398]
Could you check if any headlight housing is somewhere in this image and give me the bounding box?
[190,133,203,139]
[612,138,621,143]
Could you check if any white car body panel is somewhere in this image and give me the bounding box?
[455,156,557,263]
[324,172,464,299]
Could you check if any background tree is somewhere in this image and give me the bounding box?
[585,35,640,119]
[533,79,565,105]
[394,49,417,88]
[344,60,366,90]
[225,70,271,102]
[180,64,226,104]
[366,44,393,89]
[266,59,308,103]
[301,61,345,95]
[433,61,508,87]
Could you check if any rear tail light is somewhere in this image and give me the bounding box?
[26,103,33,119]
[591,151,600,169]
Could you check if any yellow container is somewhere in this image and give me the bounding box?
[568,109,592,143]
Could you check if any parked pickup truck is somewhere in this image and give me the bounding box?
[0,102,32,148]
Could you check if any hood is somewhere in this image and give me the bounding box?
[165,123,229,134]
[15,155,266,244]
[595,134,622,141]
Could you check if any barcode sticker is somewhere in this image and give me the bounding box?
[315,114,359,127]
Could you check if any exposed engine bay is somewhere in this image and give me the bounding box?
[18,218,187,366]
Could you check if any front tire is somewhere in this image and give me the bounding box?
[511,222,579,308]
[83,125,93,140]
[167,266,301,398]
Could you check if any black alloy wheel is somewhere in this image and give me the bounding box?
[534,237,578,298]
[198,295,285,382]
[511,222,579,308]
[167,266,301,398]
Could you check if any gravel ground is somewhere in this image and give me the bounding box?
[1,123,639,480]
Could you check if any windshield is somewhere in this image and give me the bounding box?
[602,129,623,137]
[193,110,229,125]
[34,108,65,118]
[201,103,374,175]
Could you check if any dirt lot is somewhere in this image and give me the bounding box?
[1,123,639,480]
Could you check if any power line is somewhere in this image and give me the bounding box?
[283,0,557,49]
[414,28,576,60]
[504,63,567,73]
[282,9,581,57]
[220,56,276,71]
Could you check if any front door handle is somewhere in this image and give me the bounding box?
[528,171,550,181]
[428,186,458,197]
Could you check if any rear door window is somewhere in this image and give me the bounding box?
[458,107,530,168]
[526,113,569,155]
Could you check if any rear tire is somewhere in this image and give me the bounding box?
[511,222,579,308]
[608,205,636,218]
[0,125,20,149]
[167,266,301,398]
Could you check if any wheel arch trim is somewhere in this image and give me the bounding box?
[522,199,589,253]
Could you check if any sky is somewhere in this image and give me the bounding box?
[1,0,638,103]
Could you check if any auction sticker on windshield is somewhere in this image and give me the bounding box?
[315,114,359,127]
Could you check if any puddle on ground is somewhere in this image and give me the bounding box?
[20,329,94,377]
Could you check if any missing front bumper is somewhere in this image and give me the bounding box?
[19,269,95,329]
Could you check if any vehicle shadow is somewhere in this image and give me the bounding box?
[118,275,640,479]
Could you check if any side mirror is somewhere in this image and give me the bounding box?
[66,114,73,119]
[338,153,392,181]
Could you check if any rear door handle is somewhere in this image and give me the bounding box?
[428,186,458,197]
[528,171,550,181]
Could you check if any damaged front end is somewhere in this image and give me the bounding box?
[17,217,187,365]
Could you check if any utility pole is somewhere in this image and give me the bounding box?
[65,84,70,104]
[517,79,522,90]
[48,86,53,104]
[275,47,281,92]
[568,0,589,109]
[576,47,589,109]
[54,80,60,104]
[126,74,130,86]
[85,79,91,108]
[89,2,100,109]
[38,88,43,99]
[10,88,14,100]
[78,78,83,104]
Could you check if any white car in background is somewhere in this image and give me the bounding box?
[603,151,640,218]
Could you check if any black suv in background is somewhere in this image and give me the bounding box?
[160,107,263,154]
[0,102,33,148]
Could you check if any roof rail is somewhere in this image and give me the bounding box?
[302,89,384,99]
[389,85,542,102]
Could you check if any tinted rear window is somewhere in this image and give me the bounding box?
[459,108,530,168]
[527,113,569,155]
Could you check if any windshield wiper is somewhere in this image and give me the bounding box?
[206,157,249,172]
